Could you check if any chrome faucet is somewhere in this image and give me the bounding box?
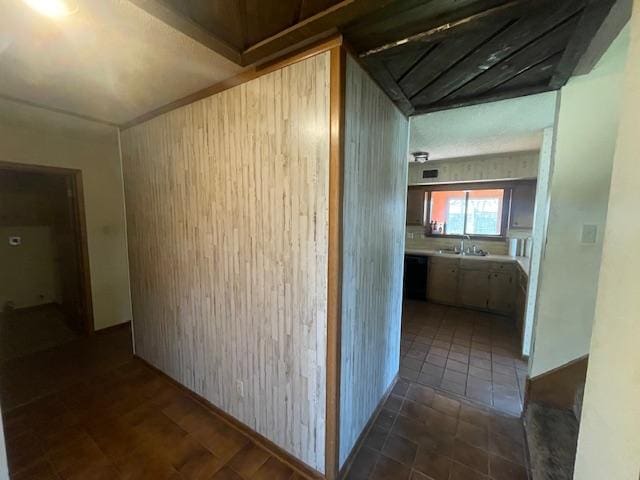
[460,235,471,254]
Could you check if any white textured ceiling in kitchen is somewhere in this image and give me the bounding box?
[409,91,558,161]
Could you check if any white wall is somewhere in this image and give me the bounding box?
[0,226,60,309]
[0,113,132,330]
[529,25,630,377]
[574,6,639,478]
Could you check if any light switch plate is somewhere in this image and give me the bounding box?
[581,224,598,244]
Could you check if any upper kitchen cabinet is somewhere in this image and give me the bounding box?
[406,187,426,226]
[510,181,537,229]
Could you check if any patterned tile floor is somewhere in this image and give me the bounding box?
[344,380,530,480]
[399,301,528,416]
[342,301,531,480]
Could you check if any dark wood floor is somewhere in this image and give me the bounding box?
[1,304,530,480]
[1,327,307,480]
[0,305,79,364]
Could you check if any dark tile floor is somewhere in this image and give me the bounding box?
[400,301,528,416]
[342,301,531,480]
[1,327,308,480]
[345,380,530,480]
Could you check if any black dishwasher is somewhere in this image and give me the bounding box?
[404,255,428,300]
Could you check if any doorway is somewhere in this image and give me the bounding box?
[0,162,93,362]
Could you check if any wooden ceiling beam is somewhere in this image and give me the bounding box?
[241,0,397,65]
[549,0,618,88]
[127,0,243,64]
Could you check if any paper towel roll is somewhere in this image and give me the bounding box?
[508,238,518,257]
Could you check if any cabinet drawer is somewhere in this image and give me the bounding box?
[429,257,459,269]
[488,261,515,273]
[460,259,490,271]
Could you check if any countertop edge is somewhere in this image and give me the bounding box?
[405,249,530,277]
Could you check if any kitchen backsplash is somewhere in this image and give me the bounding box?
[405,225,509,255]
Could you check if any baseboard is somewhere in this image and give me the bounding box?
[96,320,132,335]
[338,374,399,479]
[3,302,58,314]
[524,355,589,411]
[134,355,324,480]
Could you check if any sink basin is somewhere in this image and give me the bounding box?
[436,250,488,257]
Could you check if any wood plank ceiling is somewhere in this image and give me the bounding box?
[130,0,618,115]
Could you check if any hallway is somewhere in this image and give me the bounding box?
[1,328,308,480]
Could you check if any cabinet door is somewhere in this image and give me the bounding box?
[510,183,536,229]
[427,262,458,305]
[488,272,515,315]
[406,188,426,225]
[458,269,490,310]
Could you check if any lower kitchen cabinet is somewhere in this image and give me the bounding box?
[515,269,528,334]
[426,256,519,316]
[459,269,490,310]
[488,271,515,315]
[427,257,458,305]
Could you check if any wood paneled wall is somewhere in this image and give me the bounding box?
[120,53,330,471]
[339,55,409,466]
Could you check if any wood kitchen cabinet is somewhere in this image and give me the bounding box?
[406,187,426,225]
[488,271,515,315]
[458,269,490,309]
[510,181,536,229]
[427,257,518,316]
[427,257,458,305]
[515,269,528,335]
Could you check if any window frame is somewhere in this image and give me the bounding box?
[423,182,513,240]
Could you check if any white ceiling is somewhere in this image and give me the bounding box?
[0,0,243,125]
[409,91,558,161]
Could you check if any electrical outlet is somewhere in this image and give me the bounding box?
[236,380,244,397]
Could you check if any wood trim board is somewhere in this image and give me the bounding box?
[325,45,346,480]
[524,355,589,411]
[134,356,324,480]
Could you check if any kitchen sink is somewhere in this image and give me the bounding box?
[436,249,488,257]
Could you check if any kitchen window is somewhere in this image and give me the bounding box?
[427,188,507,237]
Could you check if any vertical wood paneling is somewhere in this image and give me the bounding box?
[339,55,409,466]
[120,53,330,471]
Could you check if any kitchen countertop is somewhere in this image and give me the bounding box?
[405,247,530,277]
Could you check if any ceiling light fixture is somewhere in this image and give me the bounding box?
[22,0,78,18]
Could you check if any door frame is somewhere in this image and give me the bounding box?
[0,161,94,335]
